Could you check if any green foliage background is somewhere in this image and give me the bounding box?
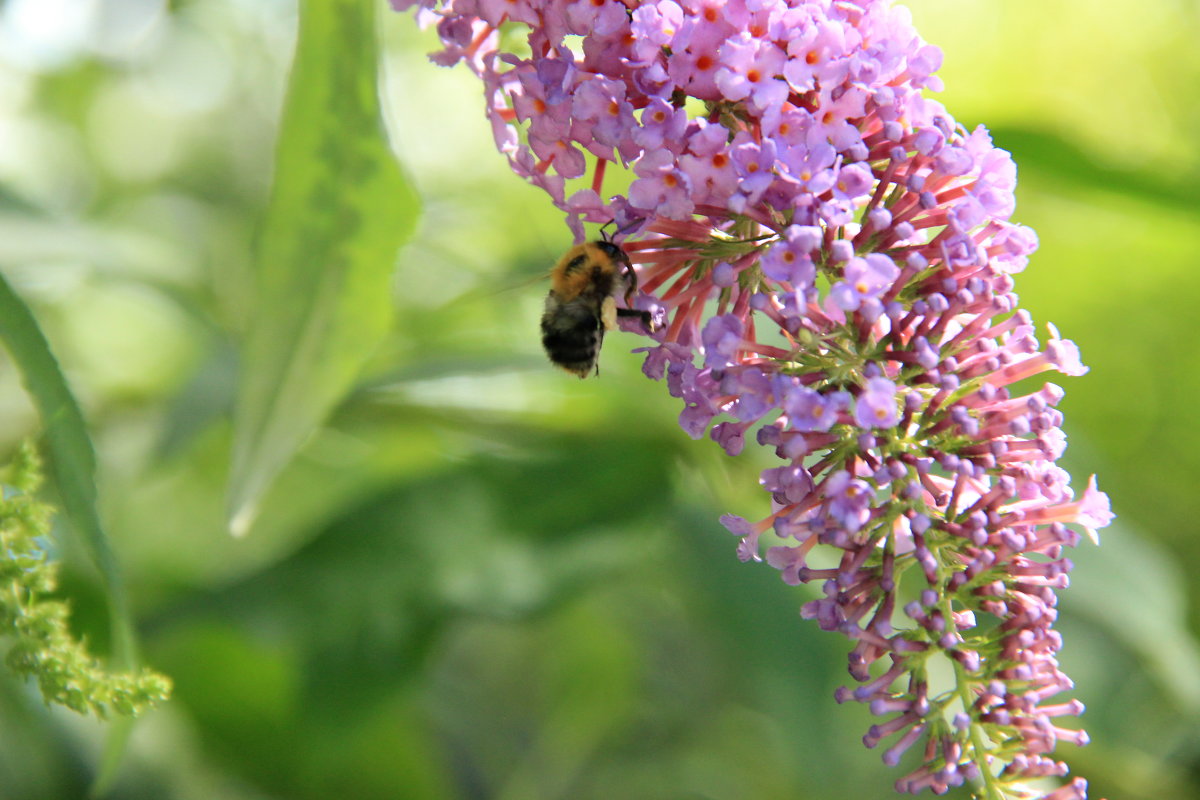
[0,0,1194,798]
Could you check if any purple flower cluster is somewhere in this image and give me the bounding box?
[395,0,1113,797]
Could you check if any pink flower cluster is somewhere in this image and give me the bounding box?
[394,0,1113,797]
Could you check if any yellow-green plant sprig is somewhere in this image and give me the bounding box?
[0,442,170,717]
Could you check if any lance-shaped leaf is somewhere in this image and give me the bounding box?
[0,272,129,642]
[0,270,148,791]
[228,0,418,535]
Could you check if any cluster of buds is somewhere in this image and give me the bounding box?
[394,0,1112,797]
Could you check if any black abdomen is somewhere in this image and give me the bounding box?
[541,293,604,377]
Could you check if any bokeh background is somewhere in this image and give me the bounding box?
[0,0,1196,798]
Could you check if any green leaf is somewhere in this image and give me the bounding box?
[0,273,145,793]
[1062,523,1200,710]
[992,125,1200,212]
[0,273,126,627]
[227,0,418,535]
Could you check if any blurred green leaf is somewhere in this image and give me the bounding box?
[994,126,1200,211]
[0,272,126,631]
[228,0,419,535]
[0,271,142,792]
[1063,524,1200,710]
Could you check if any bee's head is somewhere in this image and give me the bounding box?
[593,239,629,267]
[591,239,635,301]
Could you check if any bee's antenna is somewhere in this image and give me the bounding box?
[599,220,616,243]
[599,215,646,244]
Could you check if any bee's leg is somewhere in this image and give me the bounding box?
[594,325,605,376]
[617,307,656,332]
[621,262,639,305]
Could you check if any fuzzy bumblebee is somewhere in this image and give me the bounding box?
[541,240,653,378]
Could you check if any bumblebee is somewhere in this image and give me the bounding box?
[541,239,653,377]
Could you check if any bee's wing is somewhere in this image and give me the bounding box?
[496,270,552,295]
[441,269,549,306]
